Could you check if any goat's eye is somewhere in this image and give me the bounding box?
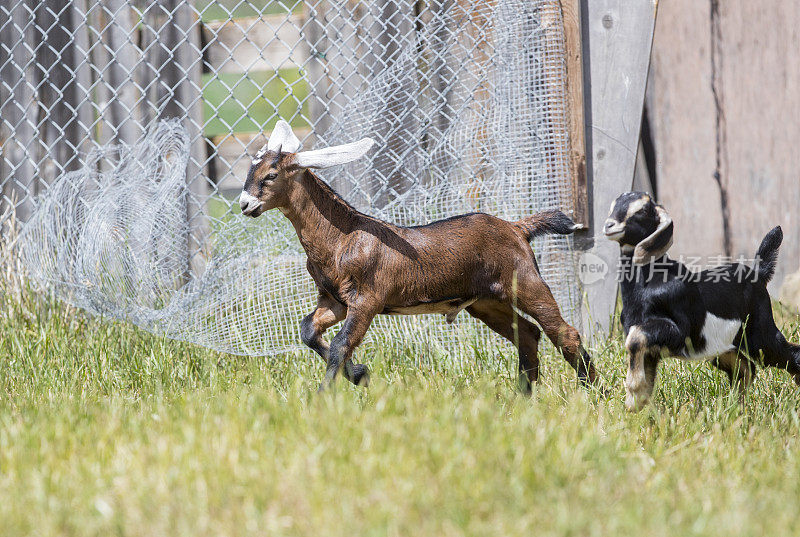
[264,172,278,182]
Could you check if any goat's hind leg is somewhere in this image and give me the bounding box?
[711,351,755,400]
[762,330,800,386]
[466,300,541,395]
[300,294,371,387]
[513,275,601,389]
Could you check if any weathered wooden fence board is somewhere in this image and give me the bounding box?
[98,0,142,145]
[580,0,658,338]
[0,0,39,222]
[648,0,800,296]
[560,0,589,229]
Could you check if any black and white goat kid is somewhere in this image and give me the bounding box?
[604,192,800,411]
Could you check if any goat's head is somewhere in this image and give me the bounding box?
[239,120,375,217]
[604,191,673,263]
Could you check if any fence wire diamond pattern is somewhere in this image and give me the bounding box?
[2,0,582,361]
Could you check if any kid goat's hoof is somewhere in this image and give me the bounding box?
[350,363,370,387]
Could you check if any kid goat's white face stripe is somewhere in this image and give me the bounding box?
[606,195,650,234]
[625,196,650,220]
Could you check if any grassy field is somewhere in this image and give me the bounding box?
[2,284,800,536]
[202,70,309,137]
[195,0,302,22]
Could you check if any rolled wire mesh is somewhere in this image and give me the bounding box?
[4,0,581,362]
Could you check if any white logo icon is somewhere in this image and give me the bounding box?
[577,252,609,285]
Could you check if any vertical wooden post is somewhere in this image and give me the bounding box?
[89,4,112,148]
[0,4,12,216]
[71,0,95,158]
[101,0,141,145]
[0,0,39,222]
[460,0,493,211]
[369,0,417,209]
[36,0,93,178]
[559,0,589,229]
[302,0,330,151]
[177,4,209,278]
[580,0,659,338]
[416,0,456,190]
[143,0,208,278]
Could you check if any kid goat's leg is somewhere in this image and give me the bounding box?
[623,318,684,411]
[300,293,346,358]
[467,299,542,395]
[515,275,599,388]
[300,293,370,387]
[711,351,755,397]
[320,303,377,391]
[763,330,800,386]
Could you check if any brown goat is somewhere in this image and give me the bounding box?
[239,121,600,392]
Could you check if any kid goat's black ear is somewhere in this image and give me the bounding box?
[633,205,673,264]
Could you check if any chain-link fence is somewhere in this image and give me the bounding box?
[1,0,582,359]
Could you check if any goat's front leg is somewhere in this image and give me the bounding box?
[319,304,377,391]
[300,294,346,360]
[466,300,541,395]
[624,326,661,411]
[301,294,371,387]
[623,318,684,411]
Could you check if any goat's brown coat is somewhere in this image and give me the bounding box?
[242,152,599,391]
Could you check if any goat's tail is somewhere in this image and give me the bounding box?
[515,210,579,242]
[755,226,782,284]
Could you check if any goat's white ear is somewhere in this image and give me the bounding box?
[633,205,674,264]
[267,119,301,153]
[295,138,375,169]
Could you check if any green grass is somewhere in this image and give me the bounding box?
[202,70,309,137]
[2,287,800,536]
[195,0,303,22]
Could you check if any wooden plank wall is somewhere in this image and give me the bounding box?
[578,0,658,338]
[645,0,800,297]
[0,1,208,277]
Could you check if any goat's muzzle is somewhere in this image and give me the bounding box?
[603,219,624,240]
[239,191,264,217]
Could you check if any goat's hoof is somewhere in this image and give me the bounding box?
[351,364,370,387]
[517,379,533,397]
[624,393,648,412]
[317,378,335,393]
